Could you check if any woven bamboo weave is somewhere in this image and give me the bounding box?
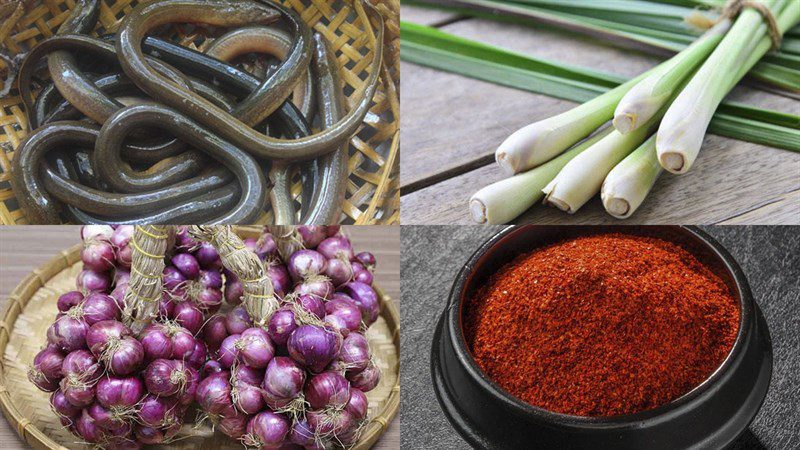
[0,227,400,449]
[0,0,400,225]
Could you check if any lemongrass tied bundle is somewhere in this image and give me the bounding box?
[470,127,613,224]
[658,0,799,173]
[614,20,732,133]
[123,225,171,335]
[190,226,278,326]
[601,134,663,218]
[543,109,664,213]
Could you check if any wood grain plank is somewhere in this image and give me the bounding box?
[718,189,800,224]
[0,226,400,449]
[401,4,462,26]
[401,18,800,224]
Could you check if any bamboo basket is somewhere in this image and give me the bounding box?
[0,0,400,225]
[0,226,400,449]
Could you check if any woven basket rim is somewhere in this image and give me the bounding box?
[0,227,400,449]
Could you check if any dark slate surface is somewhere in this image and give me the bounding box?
[400,226,800,449]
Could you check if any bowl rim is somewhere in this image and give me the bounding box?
[445,225,754,429]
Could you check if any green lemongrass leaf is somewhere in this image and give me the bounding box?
[709,113,800,149]
[718,102,799,129]
[402,21,620,88]
[507,0,712,34]
[400,22,800,151]
[783,37,800,54]
[507,0,696,20]
[401,40,608,100]
[409,0,800,91]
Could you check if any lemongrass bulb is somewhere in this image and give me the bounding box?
[495,78,641,175]
[543,125,654,213]
[472,128,612,224]
[601,135,662,219]
[614,69,674,135]
[495,111,587,175]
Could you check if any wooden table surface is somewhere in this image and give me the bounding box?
[400,5,800,225]
[0,226,399,450]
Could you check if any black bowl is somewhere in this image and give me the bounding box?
[431,226,772,450]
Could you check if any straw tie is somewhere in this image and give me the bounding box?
[722,0,782,49]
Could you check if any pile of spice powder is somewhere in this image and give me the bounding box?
[464,233,740,417]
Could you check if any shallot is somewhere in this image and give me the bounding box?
[355,252,376,269]
[81,239,116,272]
[226,305,253,335]
[348,362,381,392]
[144,359,191,396]
[239,327,275,369]
[196,371,233,414]
[261,357,306,409]
[31,345,64,381]
[76,269,111,293]
[297,226,327,248]
[304,371,351,410]
[171,301,204,334]
[339,333,371,373]
[317,236,354,261]
[340,281,380,325]
[57,291,83,312]
[47,314,89,352]
[96,376,144,410]
[81,293,120,325]
[346,388,369,421]
[288,325,340,373]
[267,308,298,346]
[138,394,179,428]
[288,250,327,281]
[50,390,81,420]
[203,314,229,351]
[243,411,290,449]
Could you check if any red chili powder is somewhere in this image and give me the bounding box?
[464,233,740,417]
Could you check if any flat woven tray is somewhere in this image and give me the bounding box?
[0,0,400,225]
[0,227,400,449]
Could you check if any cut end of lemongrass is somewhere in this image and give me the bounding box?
[613,113,637,134]
[495,150,517,175]
[659,151,686,173]
[469,198,488,224]
[684,10,717,30]
[603,197,631,218]
[544,195,573,214]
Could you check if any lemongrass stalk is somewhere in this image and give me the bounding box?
[495,73,646,175]
[470,128,613,223]
[613,20,731,134]
[542,113,659,213]
[657,0,797,173]
[601,135,662,218]
[733,2,800,83]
